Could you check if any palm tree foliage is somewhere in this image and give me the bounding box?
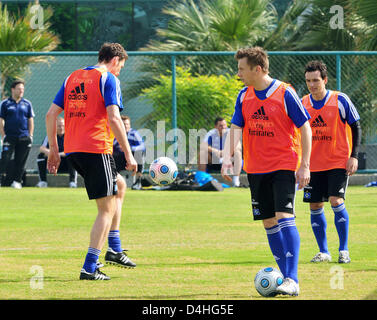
[145,0,277,52]
[290,0,376,142]
[143,0,376,53]
[135,0,376,140]
[142,0,277,81]
[285,0,377,51]
[128,0,276,100]
[0,3,59,98]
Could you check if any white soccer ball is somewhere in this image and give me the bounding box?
[254,267,284,297]
[149,157,178,186]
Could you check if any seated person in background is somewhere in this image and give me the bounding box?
[36,117,77,188]
[113,115,146,190]
[198,117,242,187]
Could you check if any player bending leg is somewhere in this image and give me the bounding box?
[46,42,138,280]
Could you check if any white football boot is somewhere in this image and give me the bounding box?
[310,252,332,263]
[276,278,300,296]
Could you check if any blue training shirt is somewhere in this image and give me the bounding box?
[113,128,146,154]
[231,79,310,129]
[204,128,229,151]
[40,134,65,153]
[0,97,35,137]
[53,66,123,110]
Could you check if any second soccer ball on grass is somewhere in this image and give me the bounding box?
[149,157,178,186]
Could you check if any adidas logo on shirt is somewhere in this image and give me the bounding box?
[251,106,269,120]
[311,115,327,127]
[68,82,87,101]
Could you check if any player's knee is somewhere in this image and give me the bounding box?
[310,202,324,210]
[263,217,278,229]
[116,175,126,196]
[329,196,343,207]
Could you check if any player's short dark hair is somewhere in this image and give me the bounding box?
[305,60,328,79]
[11,80,25,88]
[121,115,130,121]
[98,42,128,63]
[235,47,269,73]
[214,117,225,125]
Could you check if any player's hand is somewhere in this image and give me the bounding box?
[346,157,358,176]
[221,160,234,182]
[296,165,310,190]
[47,149,61,175]
[125,154,138,175]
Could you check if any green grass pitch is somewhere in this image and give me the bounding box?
[0,186,376,300]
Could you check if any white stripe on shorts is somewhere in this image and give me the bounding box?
[101,154,112,196]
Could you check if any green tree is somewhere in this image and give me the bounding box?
[140,66,243,133]
[142,0,277,75]
[0,3,59,98]
[287,0,377,51]
[350,0,377,51]
[128,0,276,101]
[289,0,377,142]
[262,0,309,50]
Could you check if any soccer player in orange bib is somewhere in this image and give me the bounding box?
[222,47,312,296]
[302,60,361,264]
[46,43,138,280]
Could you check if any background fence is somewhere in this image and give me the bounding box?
[1,51,376,171]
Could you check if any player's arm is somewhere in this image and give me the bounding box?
[45,103,63,174]
[349,121,362,159]
[0,100,6,139]
[345,120,361,175]
[40,146,50,157]
[0,117,5,139]
[285,87,311,189]
[200,139,221,158]
[207,144,222,158]
[296,121,312,189]
[338,94,362,175]
[102,72,137,173]
[221,88,246,181]
[107,105,137,174]
[221,124,242,182]
[28,117,34,140]
[200,131,218,158]
[132,130,146,152]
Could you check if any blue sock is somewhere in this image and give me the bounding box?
[83,247,101,273]
[108,230,122,253]
[310,208,329,254]
[332,203,349,251]
[265,224,287,277]
[278,217,300,283]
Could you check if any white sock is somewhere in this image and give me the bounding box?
[232,175,240,186]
